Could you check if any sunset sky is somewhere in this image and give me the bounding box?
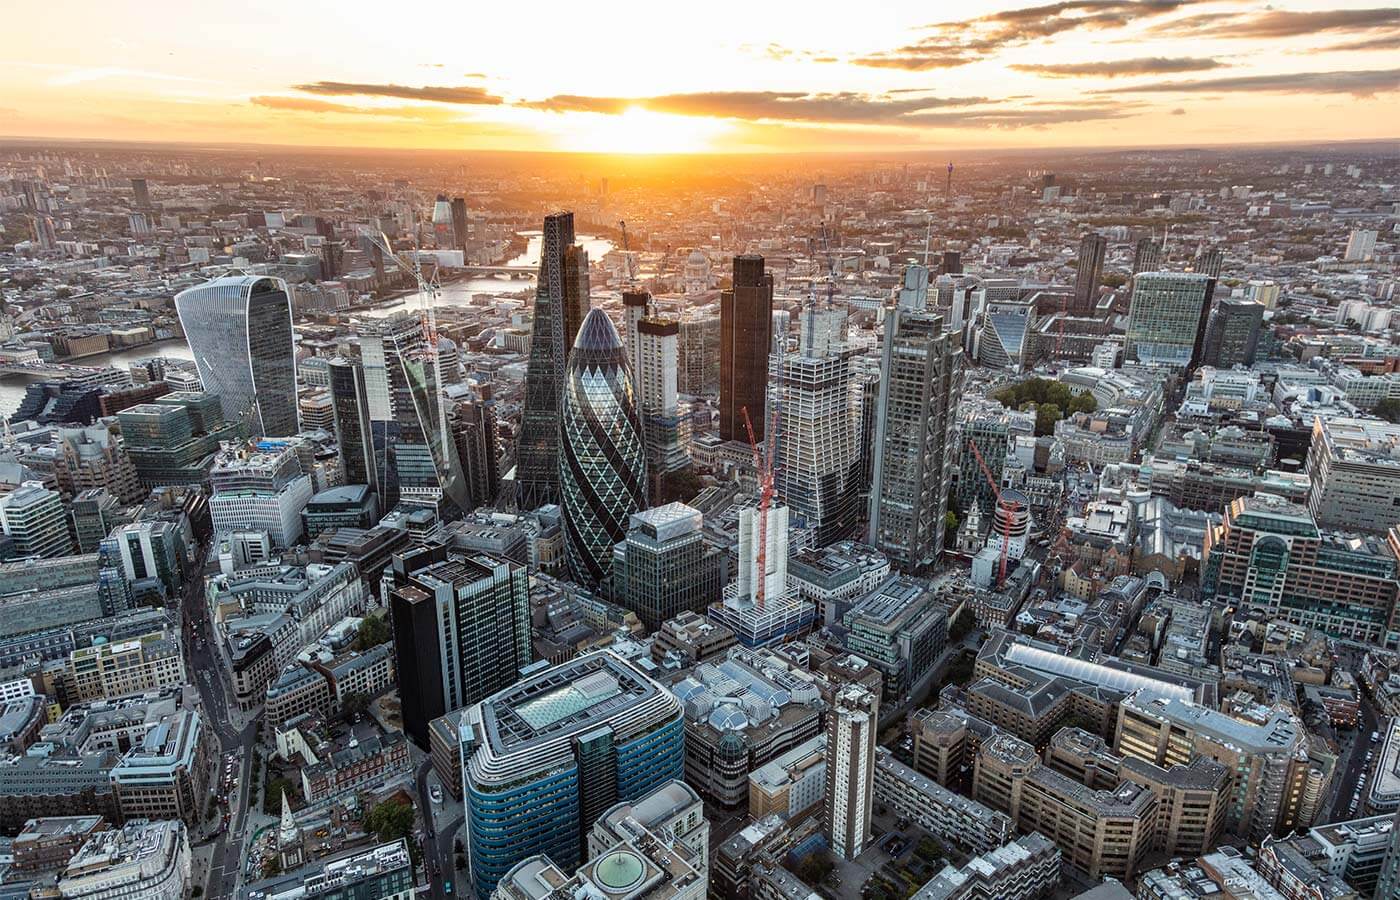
[5,0,1398,154]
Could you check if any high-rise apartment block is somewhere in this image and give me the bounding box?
[868,308,961,570]
[1345,228,1378,262]
[1072,233,1107,315]
[174,275,298,435]
[826,683,878,860]
[719,255,773,442]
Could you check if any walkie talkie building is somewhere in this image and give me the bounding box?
[174,275,298,436]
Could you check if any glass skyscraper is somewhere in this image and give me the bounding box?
[516,211,590,510]
[327,357,378,495]
[460,651,684,900]
[1125,272,1213,368]
[174,275,298,436]
[868,307,962,571]
[559,309,647,589]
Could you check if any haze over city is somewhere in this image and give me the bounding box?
[6,0,1400,153]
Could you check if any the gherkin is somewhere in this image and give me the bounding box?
[560,309,647,588]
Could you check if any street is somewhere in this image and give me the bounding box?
[180,546,262,900]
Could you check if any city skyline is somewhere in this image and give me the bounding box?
[5,0,1398,154]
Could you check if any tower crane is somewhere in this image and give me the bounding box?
[618,219,638,286]
[741,404,778,612]
[968,438,1020,587]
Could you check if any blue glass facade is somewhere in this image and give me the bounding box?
[465,713,683,899]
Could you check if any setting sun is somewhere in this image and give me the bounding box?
[547,107,731,154]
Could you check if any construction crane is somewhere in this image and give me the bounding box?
[617,219,638,286]
[357,227,451,482]
[968,438,1020,587]
[740,404,776,612]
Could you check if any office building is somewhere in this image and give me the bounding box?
[709,504,816,647]
[460,651,685,899]
[560,309,647,589]
[1073,233,1107,315]
[826,682,878,859]
[974,298,1035,372]
[749,735,826,824]
[388,548,530,748]
[372,312,469,514]
[517,211,590,510]
[51,424,143,504]
[1346,228,1378,262]
[670,646,824,807]
[719,255,774,442]
[116,392,239,488]
[0,482,74,559]
[301,484,379,537]
[501,782,707,900]
[1201,298,1263,368]
[130,177,150,207]
[327,357,378,495]
[613,502,723,631]
[71,489,125,553]
[772,341,859,545]
[1124,273,1212,368]
[174,275,298,435]
[1202,493,1399,646]
[102,520,184,598]
[451,384,501,509]
[840,576,948,704]
[868,307,961,570]
[56,819,190,900]
[208,442,314,548]
[253,840,414,900]
[110,708,215,826]
[1115,690,1326,842]
[63,631,184,704]
[1306,417,1400,535]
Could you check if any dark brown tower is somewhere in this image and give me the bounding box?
[719,255,773,442]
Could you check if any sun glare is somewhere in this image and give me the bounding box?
[550,107,729,154]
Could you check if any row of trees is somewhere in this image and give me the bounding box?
[992,377,1098,437]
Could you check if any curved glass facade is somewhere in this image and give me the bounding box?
[175,276,297,436]
[559,309,647,588]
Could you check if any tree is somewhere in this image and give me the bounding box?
[341,691,372,723]
[264,779,297,816]
[949,607,975,642]
[364,799,415,843]
[1374,399,1400,425]
[943,510,959,548]
[1034,403,1062,437]
[354,615,391,651]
